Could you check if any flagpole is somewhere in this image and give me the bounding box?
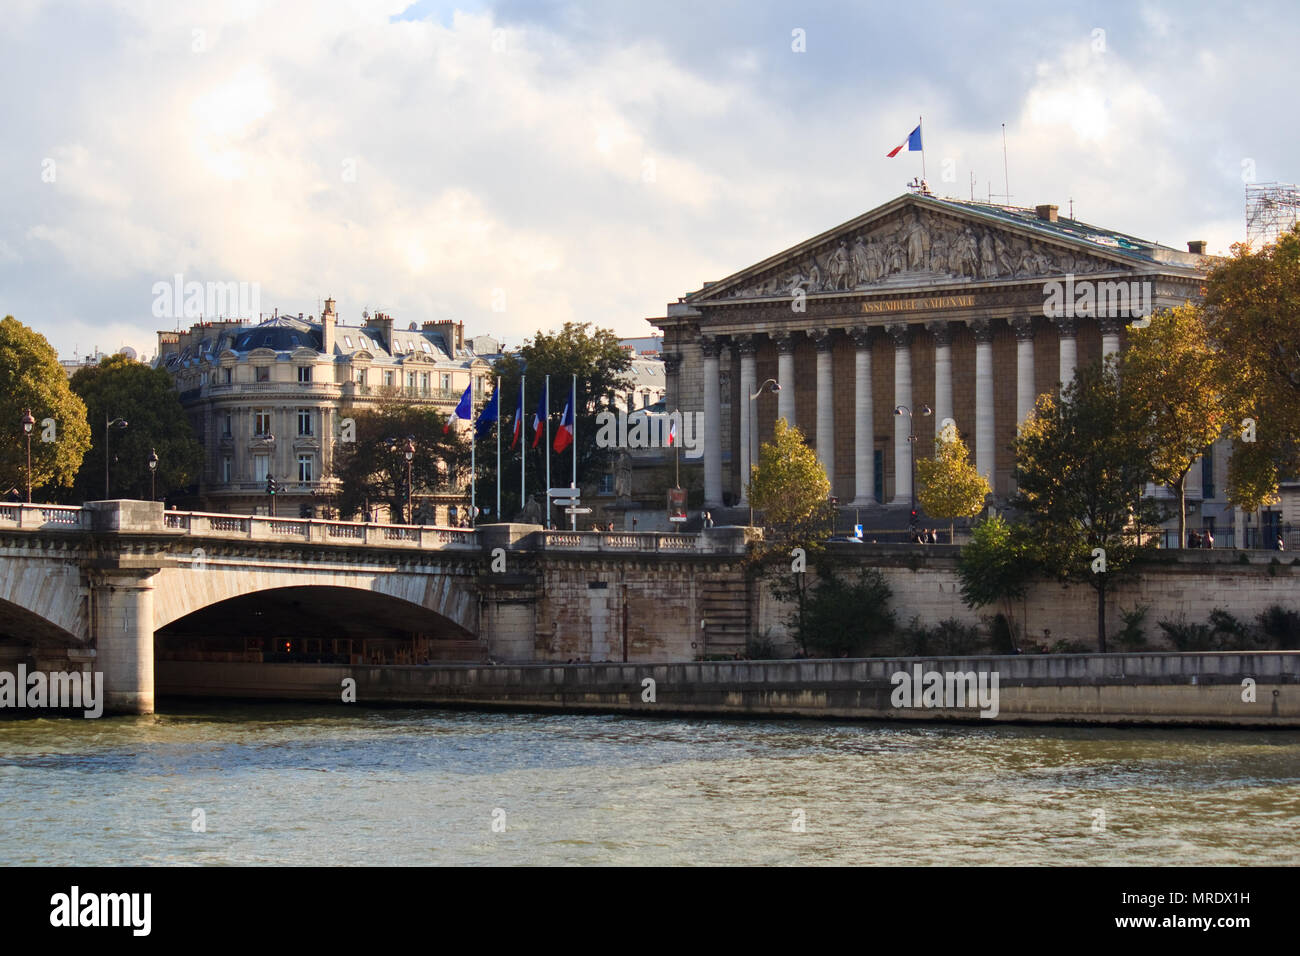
[495,376,501,521]
[919,114,926,182]
[470,424,476,525]
[545,375,551,530]
[514,377,520,520]
[571,373,578,532]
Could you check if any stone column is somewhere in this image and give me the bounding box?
[1100,318,1122,361]
[969,317,996,486]
[811,328,835,490]
[927,320,953,440]
[1011,315,1036,426]
[93,568,158,714]
[850,327,875,506]
[889,323,912,505]
[662,351,683,413]
[1055,317,1078,389]
[701,336,723,509]
[736,337,757,505]
[774,333,796,426]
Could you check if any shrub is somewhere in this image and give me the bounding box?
[896,617,986,657]
[1115,604,1150,649]
[802,567,896,657]
[1158,608,1262,651]
[1257,605,1300,650]
[1050,638,1092,654]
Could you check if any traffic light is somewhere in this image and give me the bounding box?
[266,475,278,496]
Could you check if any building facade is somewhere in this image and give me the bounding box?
[653,191,1245,535]
[156,299,492,519]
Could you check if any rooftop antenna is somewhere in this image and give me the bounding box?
[1069,197,1074,220]
[970,171,976,201]
[1001,123,1011,206]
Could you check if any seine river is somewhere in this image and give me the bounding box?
[2,705,1298,866]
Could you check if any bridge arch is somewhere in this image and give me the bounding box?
[151,563,478,636]
[0,555,88,645]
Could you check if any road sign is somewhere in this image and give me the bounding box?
[668,516,688,523]
[854,524,863,539]
[552,497,579,506]
[564,506,593,515]
[548,487,580,497]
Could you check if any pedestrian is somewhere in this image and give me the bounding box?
[1189,530,1200,549]
[929,529,938,544]
[1279,535,1286,552]
[1204,531,1214,549]
[703,511,714,528]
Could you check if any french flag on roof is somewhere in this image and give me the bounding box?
[886,124,922,158]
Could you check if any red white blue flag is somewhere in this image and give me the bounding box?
[887,124,922,158]
[553,384,574,454]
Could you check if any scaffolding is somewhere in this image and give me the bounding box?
[1246,182,1300,247]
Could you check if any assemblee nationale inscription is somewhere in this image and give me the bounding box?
[860,295,975,314]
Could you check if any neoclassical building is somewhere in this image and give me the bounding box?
[157,299,493,518]
[654,191,1232,530]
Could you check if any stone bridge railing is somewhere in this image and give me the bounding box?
[0,502,479,551]
[0,503,759,555]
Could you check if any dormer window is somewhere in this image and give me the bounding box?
[344,336,354,349]
[359,335,369,349]
[421,342,432,354]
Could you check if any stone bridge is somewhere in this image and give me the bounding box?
[0,501,755,714]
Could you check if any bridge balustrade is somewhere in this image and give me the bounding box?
[0,503,90,530]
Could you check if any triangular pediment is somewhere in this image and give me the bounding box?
[688,193,1157,304]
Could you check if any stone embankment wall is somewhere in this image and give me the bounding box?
[753,546,1300,652]
[158,651,1300,727]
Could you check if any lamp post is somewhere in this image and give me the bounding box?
[147,448,159,501]
[893,403,932,538]
[21,409,35,504]
[747,379,781,527]
[265,432,276,517]
[404,438,415,524]
[104,415,128,499]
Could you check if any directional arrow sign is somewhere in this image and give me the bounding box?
[548,487,580,497]
[564,506,593,515]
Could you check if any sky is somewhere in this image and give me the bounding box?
[1,0,1295,362]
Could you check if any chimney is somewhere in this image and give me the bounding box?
[321,297,337,354]
[367,311,395,351]
[1035,204,1059,223]
[1187,240,1207,255]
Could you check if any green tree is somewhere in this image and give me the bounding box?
[1121,304,1234,546]
[491,322,633,520]
[916,430,991,539]
[0,316,91,498]
[956,514,1036,648]
[68,354,203,502]
[747,418,834,653]
[332,398,472,521]
[1203,228,1300,509]
[1011,359,1162,652]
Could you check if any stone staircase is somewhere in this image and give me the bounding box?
[700,577,749,658]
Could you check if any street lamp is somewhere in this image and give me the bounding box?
[404,438,415,524]
[748,379,781,527]
[147,448,159,501]
[104,415,128,499]
[893,403,932,538]
[20,409,35,504]
[264,432,276,517]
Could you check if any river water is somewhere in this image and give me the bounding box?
[2,705,1298,866]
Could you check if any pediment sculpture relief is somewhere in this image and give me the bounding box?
[717,208,1117,299]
